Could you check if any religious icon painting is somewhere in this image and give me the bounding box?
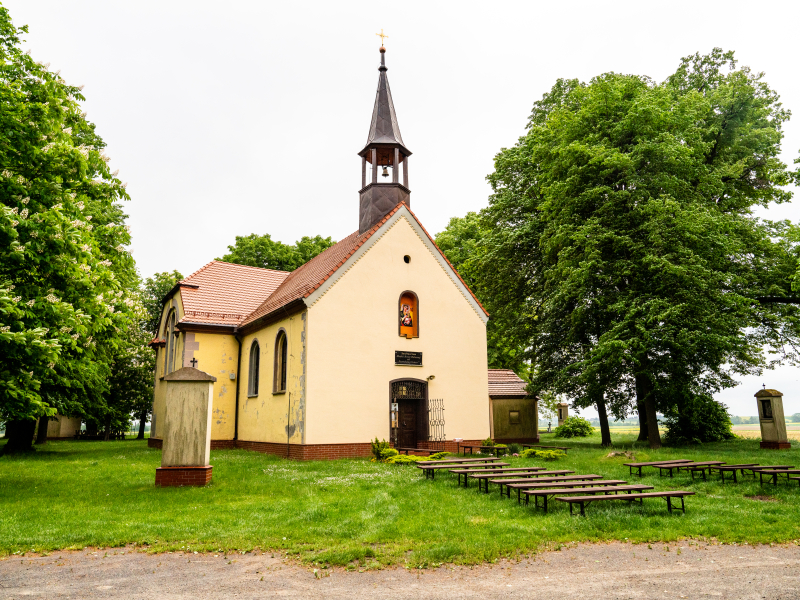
[398,291,419,339]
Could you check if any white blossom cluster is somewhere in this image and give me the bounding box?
[59,326,72,333]
[0,326,10,333]
[45,294,59,303]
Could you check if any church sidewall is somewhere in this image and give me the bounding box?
[237,311,306,445]
[305,215,490,445]
[187,332,238,440]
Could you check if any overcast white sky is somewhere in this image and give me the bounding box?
[6,0,800,417]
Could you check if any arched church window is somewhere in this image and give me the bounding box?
[274,330,288,393]
[398,291,419,339]
[248,340,260,396]
[164,309,177,374]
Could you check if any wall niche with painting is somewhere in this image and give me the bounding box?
[398,291,419,339]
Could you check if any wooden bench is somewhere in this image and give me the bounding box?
[459,444,507,457]
[745,465,794,478]
[709,464,759,484]
[524,484,654,512]
[657,461,725,477]
[417,460,503,480]
[503,478,626,502]
[557,490,695,516]
[521,444,571,454]
[417,457,499,466]
[758,469,800,486]
[463,468,549,492]
[491,473,594,497]
[443,464,515,487]
[623,459,692,477]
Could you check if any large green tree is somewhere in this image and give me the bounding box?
[435,212,532,375]
[482,49,800,448]
[0,6,139,453]
[218,234,334,272]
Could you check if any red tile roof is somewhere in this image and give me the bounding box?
[177,261,290,326]
[169,202,488,331]
[488,369,532,398]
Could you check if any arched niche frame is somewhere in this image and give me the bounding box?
[247,338,260,397]
[273,328,288,394]
[398,291,419,339]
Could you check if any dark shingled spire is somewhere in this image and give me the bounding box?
[357,45,412,234]
[360,47,411,157]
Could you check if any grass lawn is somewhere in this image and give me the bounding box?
[1,433,799,567]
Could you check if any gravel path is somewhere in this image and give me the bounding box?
[1,541,799,599]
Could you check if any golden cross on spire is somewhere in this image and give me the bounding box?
[376,29,389,47]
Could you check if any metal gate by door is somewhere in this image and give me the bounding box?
[389,380,445,451]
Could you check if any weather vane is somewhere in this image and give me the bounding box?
[376,29,388,47]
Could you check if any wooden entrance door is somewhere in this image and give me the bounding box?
[398,400,417,448]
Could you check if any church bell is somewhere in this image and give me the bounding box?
[381,166,389,178]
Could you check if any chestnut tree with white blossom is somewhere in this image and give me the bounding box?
[0,6,141,452]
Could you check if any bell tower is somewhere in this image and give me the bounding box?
[358,44,412,234]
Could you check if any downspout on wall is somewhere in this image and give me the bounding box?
[233,331,242,442]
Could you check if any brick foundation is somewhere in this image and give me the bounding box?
[147,438,486,459]
[760,441,792,450]
[155,465,212,487]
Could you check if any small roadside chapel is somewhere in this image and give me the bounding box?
[147,44,539,459]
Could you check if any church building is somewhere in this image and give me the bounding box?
[148,46,538,459]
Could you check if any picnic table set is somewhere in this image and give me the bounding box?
[415,455,798,517]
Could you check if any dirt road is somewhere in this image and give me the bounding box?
[1,541,798,599]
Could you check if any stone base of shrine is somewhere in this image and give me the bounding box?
[760,441,792,450]
[155,465,212,487]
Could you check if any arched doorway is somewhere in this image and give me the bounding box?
[390,379,427,449]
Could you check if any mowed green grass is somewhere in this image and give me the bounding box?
[1,433,799,567]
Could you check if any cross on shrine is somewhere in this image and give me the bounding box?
[190,358,198,368]
[376,29,388,46]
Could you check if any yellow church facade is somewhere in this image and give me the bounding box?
[148,45,538,459]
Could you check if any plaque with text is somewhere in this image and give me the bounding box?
[395,351,422,366]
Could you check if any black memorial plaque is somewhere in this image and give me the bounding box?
[395,351,422,366]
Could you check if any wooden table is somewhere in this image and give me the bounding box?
[503,477,622,502]
[521,444,571,454]
[525,484,654,513]
[417,457,500,466]
[493,474,598,498]
[416,460,502,480]
[557,490,695,517]
[623,459,692,477]
[709,464,759,484]
[459,444,506,457]
[657,461,725,477]
[758,469,800,486]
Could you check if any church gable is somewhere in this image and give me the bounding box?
[305,203,488,324]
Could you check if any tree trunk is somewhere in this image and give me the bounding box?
[1,420,37,454]
[636,373,662,449]
[595,395,612,447]
[137,409,147,440]
[103,416,111,442]
[636,402,648,441]
[35,415,49,445]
